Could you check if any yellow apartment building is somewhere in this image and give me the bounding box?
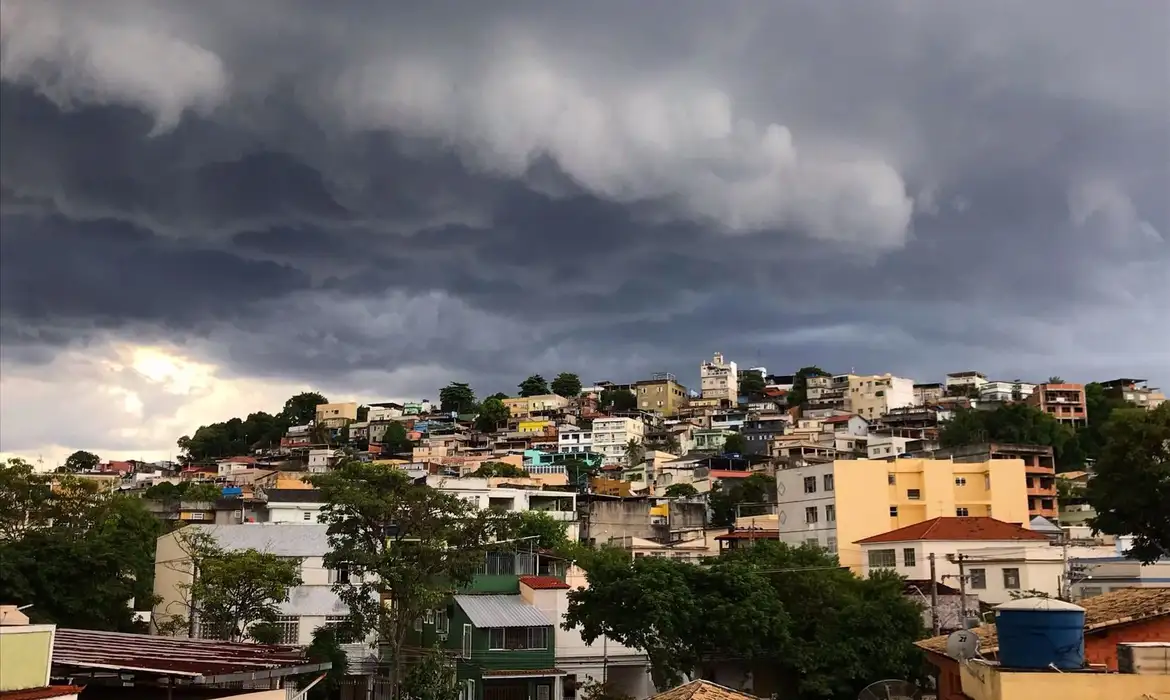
[634,374,690,416]
[774,458,1030,571]
[314,401,358,427]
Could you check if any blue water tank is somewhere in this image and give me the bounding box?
[994,597,1086,670]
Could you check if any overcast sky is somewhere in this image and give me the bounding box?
[1,0,1167,465]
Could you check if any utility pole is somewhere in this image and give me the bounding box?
[929,553,941,636]
[957,553,968,624]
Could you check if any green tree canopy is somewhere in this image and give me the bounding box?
[663,483,698,498]
[1077,381,1133,463]
[511,510,571,551]
[308,460,512,695]
[475,397,511,433]
[786,366,830,408]
[62,450,101,473]
[518,374,550,397]
[624,438,645,466]
[564,540,925,695]
[709,473,776,527]
[940,403,1084,469]
[1086,404,1170,564]
[472,461,529,478]
[301,626,351,700]
[376,422,414,454]
[722,432,747,455]
[488,392,510,400]
[439,382,477,413]
[738,370,765,399]
[600,388,637,412]
[551,373,583,398]
[283,392,329,426]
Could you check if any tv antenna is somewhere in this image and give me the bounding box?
[945,629,980,662]
[857,679,922,700]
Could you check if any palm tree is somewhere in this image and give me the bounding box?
[624,439,645,467]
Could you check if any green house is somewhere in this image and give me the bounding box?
[410,551,567,700]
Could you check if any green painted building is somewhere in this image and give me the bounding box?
[410,551,568,700]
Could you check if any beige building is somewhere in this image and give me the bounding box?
[502,394,570,418]
[314,401,358,428]
[848,374,916,419]
[634,374,689,416]
[774,457,1031,572]
[592,416,646,465]
[700,352,738,403]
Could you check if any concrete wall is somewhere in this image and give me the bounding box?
[959,659,1168,700]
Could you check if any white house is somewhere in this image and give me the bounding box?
[979,381,1038,403]
[866,435,916,459]
[558,425,595,455]
[427,476,580,540]
[520,572,657,700]
[856,517,1062,605]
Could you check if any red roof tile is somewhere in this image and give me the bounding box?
[856,517,1049,544]
[0,687,85,700]
[822,415,855,424]
[519,575,571,590]
[709,470,752,479]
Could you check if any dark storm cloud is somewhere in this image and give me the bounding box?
[1,0,1168,399]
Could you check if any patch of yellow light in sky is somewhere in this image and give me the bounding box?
[127,345,215,395]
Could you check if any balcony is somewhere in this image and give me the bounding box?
[529,509,576,522]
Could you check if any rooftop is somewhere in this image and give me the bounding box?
[519,575,571,591]
[648,679,762,700]
[264,488,325,503]
[0,688,86,700]
[453,594,552,628]
[855,517,1049,545]
[192,523,330,556]
[917,587,1170,656]
[50,628,329,683]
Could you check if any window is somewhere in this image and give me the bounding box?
[888,474,896,485]
[1079,586,1103,598]
[328,564,352,585]
[825,504,836,522]
[273,615,300,645]
[889,506,899,517]
[1003,568,1021,590]
[488,627,548,650]
[414,616,423,632]
[826,537,838,553]
[823,474,835,491]
[955,507,969,516]
[805,506,818,524]
[537,686,551,700]
[969,568,987,589]
[804,476,817,493]
[954,477,967,486]
[805,538,820,548]
[903,548,916,567]
[424,610,435,624]
[189,512,205,521]
[907,489,921,500]
[868,549,897,568]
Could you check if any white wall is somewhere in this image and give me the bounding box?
[774,463,839,550]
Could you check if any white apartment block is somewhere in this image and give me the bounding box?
[557,425,595,455]
[591,416,646,466]
[979,381,1037,403]
[700,352,738,403]
[945,371,988,393]
[867,435,916,459]
[427,476,580,540]
[848,374,916,420]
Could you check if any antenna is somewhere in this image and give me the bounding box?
[945,629,980,662]
[857,679,922,700]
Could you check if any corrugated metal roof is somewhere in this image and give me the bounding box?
[453,595,552,628]
[194,523,330,556]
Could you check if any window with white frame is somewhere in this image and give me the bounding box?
[273,615,300,645]
[328,563,352,584]
[903,548,916,567]
[868,549,897,568]
[487,627,548,650]
[435,609,450,635]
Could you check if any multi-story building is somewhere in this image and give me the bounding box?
[848,374,916,420]
[913,382,945,405]
[774,457,1030,571]
[502,394,570,418]
[591,416,645,466]
[945,371,988,395]
[557,425,594,454]
[1027,383,1088,426]
[700,352,738,403]
[315,402,358,428]
[634,373,690,416]
[978,380,1037,404]
[740,417,790,455]
[926,443,1058,520]
[1100,378,1167,410]
[804,374,849,415]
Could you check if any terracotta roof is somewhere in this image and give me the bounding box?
[648,679,762,700]
[0,688,85,700]
[715,530,777,541]
[519,575,571,590]
[855,517,1049,544]
[823,414,855,424]
[917,587,1170,656]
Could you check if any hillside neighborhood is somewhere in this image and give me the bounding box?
[2,357,1168,700]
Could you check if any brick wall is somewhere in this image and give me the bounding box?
[927,614,1169,700]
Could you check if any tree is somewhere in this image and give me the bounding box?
[1078,382,1133,463]
[475,396,511,433]
[600,388,637,412]
[283,392,329,426]
[564,540,925,695]
[301,626,350,700]
[646,434,682,456]
[400,646,462,700]
[357,405,370,422]
[722,432,747,455]
[518,374,550,397]
[663,483,698,498]
[579,680,634,700]
[785,366,830,409]
[182,531,303,642]
[624,439,645,466]
[512,510,571,551]
[551,373,583,399]
[1048,376,1065,384]
[709,473,776,527]
[940,403,1083,469]
[472,461,529,478]
[439,382,477,413]
[378,422,414,454]
[1085,404,1170,564]
[738,370,765,400]
[62,450,100,473]
[309,461,511,696]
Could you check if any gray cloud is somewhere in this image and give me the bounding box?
[1,0,1168,458]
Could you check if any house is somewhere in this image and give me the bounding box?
[914,382,945,404]
[503,395,571,418]
[916,587,1170,700]
[1070,536,1170,599]
[634,373,689,416]
[847,373,916,420]
[926,443,1058,520]
[315,401,359,428]
[591,417,646,466]
[773,458,1030,572]
[1026,383,1087,426]
[738,417,789,455]
[1099,377,1166,410]
[978,380,1037,404]
[945,371,989,395]
[700,353,738,404]
[855,517,1054,605]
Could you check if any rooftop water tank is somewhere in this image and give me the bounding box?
[994,597,1085,670]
